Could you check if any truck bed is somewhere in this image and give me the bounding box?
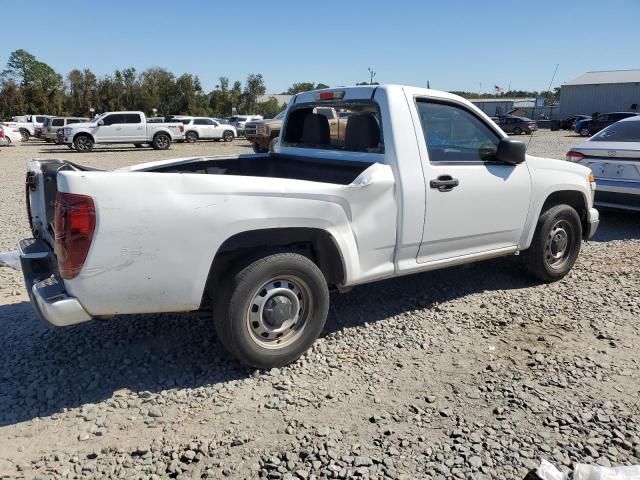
[146,154,373,186]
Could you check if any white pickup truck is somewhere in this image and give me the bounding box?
[2,115,51,141]
[20,85,599,368]
[61,111,185,151]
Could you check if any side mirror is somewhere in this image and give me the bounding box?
[97,120,104,126]
[495,138,526,165]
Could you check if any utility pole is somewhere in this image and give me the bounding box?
[368,67,376,85]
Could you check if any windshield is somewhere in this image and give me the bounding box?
[591,121,640,142]
[274,110,286,120]
[92,113,107,123]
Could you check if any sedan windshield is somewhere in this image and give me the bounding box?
[591,121,640,142]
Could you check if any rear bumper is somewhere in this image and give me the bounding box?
[594,179,640,211]
[585,207,599,239]
[19,238,92,327]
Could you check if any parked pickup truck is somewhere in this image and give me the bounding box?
[61,111,185,152]
[20,85,599,368]
[245,111,285,152]
[2,115,52,141]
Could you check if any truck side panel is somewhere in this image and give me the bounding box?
[56,165,396,316]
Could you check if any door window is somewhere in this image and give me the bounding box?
[415,100,500,163]
[124,114,142,123]
[194,118,214,125]
[102,114,126,126]
[51,118,64,127]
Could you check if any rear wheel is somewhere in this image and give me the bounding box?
[185,131,198,143]
[579,127,590,137]
[513,127,522,135]
[213,253,329,368]
[152,133,171,150]
[73,135,94,152]
[523,204,582,282]
[223,130,234,142]
[20,129,30,142]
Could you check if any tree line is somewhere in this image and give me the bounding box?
[0,50,331,120]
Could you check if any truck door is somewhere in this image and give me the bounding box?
[123,113,145,142]
[413,99,532,263]
[96,113,126,142]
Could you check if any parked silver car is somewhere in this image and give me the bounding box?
[44,117,89,143]
[566,116,640,211]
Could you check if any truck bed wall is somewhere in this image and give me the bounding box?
[149,154,373,186]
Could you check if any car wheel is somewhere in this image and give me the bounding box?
[152,133,171,150]
[20,129,30,142]
[185,131,198,143]
[579,127,590,137]
[513,127,522,135]
[522,204,582,282]
[213,253,330,368]
[252,142,267,153]
[73,135,94,152]
[223,130,234,142]
[268,137,278,153]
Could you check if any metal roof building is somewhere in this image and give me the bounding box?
[559,69,640,118]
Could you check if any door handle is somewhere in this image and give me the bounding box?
[430,175,459,192]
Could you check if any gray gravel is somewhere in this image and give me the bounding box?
[0,131,639,479]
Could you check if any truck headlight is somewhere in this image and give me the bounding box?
[257,125,267,134]
[64,128,72,135]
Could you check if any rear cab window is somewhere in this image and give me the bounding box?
[51,118,64,127]
[282,99,384,154]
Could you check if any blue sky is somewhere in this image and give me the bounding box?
[2,0,639,94]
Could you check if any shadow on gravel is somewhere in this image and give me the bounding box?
[1,209,636,427]
[590,209,640,241]
[0,256,534,427]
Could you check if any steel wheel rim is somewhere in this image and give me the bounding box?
[246,275,311,349]
[545,220,574,270]
[157,136,168,148]
[187,132,196,142]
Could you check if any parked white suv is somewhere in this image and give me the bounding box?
[169,116,237,143]
[44,117,89,143]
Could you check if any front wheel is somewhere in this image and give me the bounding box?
[152,133,171,150]
[213,253,330,368]
[522,204,582,282]
[579,127,590,137]
[73,135,94,152]
[223,130,234,142]
[513,127,522,135]
[252,142,267,153]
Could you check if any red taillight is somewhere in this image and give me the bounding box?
[316,90,345,101]
[0,129,4,139]
[566,151,584,162]
[55,192,96,279]
[179,125,184,133]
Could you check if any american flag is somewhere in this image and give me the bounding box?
[494,85,504,94]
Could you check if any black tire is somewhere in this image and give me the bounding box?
[522,204,582,282]
[73,134,94,152]
[213,253,330,368]
[152,133,171,150]
[223,130,234,142]
[20,129,30,142]
[579,127,590,137]
[185,131,198,143]
[513,127,522,135]
[252,142,267,153]
[268,137,278,152]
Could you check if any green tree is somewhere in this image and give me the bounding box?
[242,73,266,113]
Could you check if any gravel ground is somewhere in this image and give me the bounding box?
[0,131,639,479]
